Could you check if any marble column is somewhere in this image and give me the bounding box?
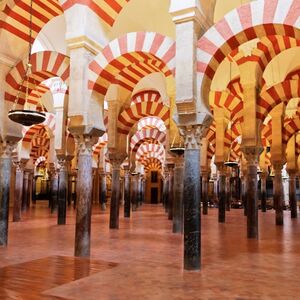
[57,158,68,225]
[13,162,23,222]
[100,171,106,210]
[168,164,175,221]
[67,173,73,207]
[21,171,29,212]
[289,171,297,219]
[202,171,208,215]
[173,156,184,233]
[225,173,231,211]
[244,148,259,239]
[216,164,226,223]
[273,163,283,226]
[28,172,33,207]
[131,174,138,212]
[163,171,169,213]
[109,161,121,229]
[260,172,267,212]
[124,168,131,218]
[0,142,14,246]
[241,174,247,216]
[75,137,93,257]
[32,176,36,204]
[50,171,59,213]
[181,126,203,271]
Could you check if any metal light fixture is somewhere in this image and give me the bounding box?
[170,132,185,156]
[8,0,46,126]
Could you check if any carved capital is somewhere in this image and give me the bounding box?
[0,141,15,158]
[241,146,262,165]
[76,135,96,156]
[179,125,205,150]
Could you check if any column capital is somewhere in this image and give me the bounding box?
[241,146,262,165]
[179,125,206,150]
[75,135,97,156]
[0,140,15,158]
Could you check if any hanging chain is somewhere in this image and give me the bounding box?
[11,0,34,111]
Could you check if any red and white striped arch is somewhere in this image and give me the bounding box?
[29,127,50,161]
[61,0,130,28]
[35,155,46,167]
[210,91,243,122]
[118,102,170,134]
[131,90,161,105]
[1,0,63,42]
[136,143,165,162]
[197,0,300,101]
[258,79,300,121]
[137,116,167,132]
[283,116,300,144]
[88,32,175,97]
[93,133,108,156]
[130,128,166,152]
[5,51,70,106]
[143,157,162,171]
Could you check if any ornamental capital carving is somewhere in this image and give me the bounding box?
[179,125,205,150]
[0,140,15,158]
[241,146,262,166]
[75,135,97,156]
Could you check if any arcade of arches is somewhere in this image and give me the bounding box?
[1,0,300,298]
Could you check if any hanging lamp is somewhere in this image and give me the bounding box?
[8,0,46,127]
[170,131,185,156]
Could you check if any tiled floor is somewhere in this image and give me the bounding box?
[1,202,300,299]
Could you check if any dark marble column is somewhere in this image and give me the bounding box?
[241,174,247,216]
[124,168,131,218]
[21,171,29,212]
[163,170,169,213]
[244,148,259,239]
[67,173,73,207]
[260,172,267,212]
[50,171,59,213]
[225,172,231,211]
[216,164,226,223]
[273,163,283,226]
[75,137,94,257]
[201,171,208,215]
[181,126,202,271]
[13,162,23,222]
[57,158,68,225]
[173,156,184,233]
[289,171,297,219]
[0,142,14,246]
[131,174,138,212]
[32,176,36,204]
[109,161,121,229]
[100,171,106,210]
[138,176,143,207]
[168,164,175,221]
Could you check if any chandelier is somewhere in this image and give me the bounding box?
[8,0,46,127]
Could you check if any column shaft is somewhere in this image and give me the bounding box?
[168,167,174,220]
[75,142,93,257]
[247,164,258,238]
[173,161,184,233]
[58,161,68,225]
[13,165,23,222]
[274,166,283,226]
[0,148,13,246]
[289,174,297,219]
[184,148,201,270]
[124,171,131,218]
[218,172,226,223]
[261,174,267,212]
[202,173,208,215]
[21,171,29,211]
[109,167,120,229]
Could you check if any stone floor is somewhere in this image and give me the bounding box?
[1,202,300,299]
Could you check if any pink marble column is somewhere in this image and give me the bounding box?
[21,171,29,212]
[167,164,175,221]
[124,167,131,218]
[75,137,93,257]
